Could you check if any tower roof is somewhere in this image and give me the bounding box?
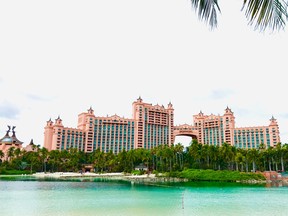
[225,106,233,114]
[0,126,23,145]
[137,96,143,102]
[270,115,276,121]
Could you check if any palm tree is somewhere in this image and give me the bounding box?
[0,150,4,163]
[275,143,287,172]
[127,149,136,171]
[247,148,259,172]
[281,144,288,172]
[174,143,184,170]
[38,147,49,172]
[7,147,15,161]
[191,0,288,31]
[188,139,202,168]
[219,143,234,170]
[26,151,41,173]
[48,150,61,172]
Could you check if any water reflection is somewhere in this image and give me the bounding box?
[1,175,288,188]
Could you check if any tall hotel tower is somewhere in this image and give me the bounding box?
[44,97,174,153]
[193,107,280,148]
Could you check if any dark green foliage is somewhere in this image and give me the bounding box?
[0,169,31,175]
[178,169,265,181]
[1,142,288,181]
[191,0,288,31]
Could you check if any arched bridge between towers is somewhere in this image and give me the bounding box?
[173,124,199,141]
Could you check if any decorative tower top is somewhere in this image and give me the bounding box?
[224,106,233,114]
[269,116,278,126]
[11,126,16,137]
[199,110,204,116]
[29,139,34,145]
[55,116,63,126]
[46,118,53,127]
[88,106,94,115]
[5,125,11,136]
[137,96,143,103]
[168,101,173,109]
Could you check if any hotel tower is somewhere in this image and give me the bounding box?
[191,107,280,148]
[44,98,280,153]
[44,97,174,153]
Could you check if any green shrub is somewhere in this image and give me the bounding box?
[179,169,265,182]
[131,170,142,175]
[0,169,31,175]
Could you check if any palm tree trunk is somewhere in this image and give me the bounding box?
[281,156,284,172]
[236,162,239,171]
[246,161,248,172]
[269,160,272,171]
[147,159,149,172]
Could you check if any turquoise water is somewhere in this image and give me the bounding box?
[1,177,288,216]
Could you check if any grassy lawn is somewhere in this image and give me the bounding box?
[168,169,265,182]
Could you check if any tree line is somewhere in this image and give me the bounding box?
[1,140,288,174]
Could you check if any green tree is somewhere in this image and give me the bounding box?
[219,143,234,170]
[0,150,4,162]
[48,150,61,172]
[275,143,288,172]
[38,147,49,172]
[7,147,15,161]
[26,151,41,173]
[247,148,259,172]
[188,139,202,169]
[174,143,184,170]
[191,0,288,31]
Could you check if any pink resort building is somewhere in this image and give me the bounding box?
[174,107,280,149]
[0,126,23,161]
[44,98,281,153]
[44,97,174,153]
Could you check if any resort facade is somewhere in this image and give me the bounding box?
[44,98,280,153]
[191,107,280,149]
[44,97,174,153]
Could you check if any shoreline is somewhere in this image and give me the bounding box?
[1,171,287,185]
[28,172,267,184]
[31,172,188,183]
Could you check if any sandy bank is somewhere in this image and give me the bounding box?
[32,172,189,184]
[33,172,125,178]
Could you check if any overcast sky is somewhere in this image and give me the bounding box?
[0,0,287,147]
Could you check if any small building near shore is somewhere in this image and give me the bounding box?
[24,139,39,152]
[0,126,23,161]
[82,164,94,173]
[135,163,148,171]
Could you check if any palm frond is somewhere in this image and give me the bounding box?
[242,0,288,31]
[191,0,221,29]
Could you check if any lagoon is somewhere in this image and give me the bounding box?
[1,177,288,216]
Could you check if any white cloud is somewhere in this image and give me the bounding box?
[0,103,20,119]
